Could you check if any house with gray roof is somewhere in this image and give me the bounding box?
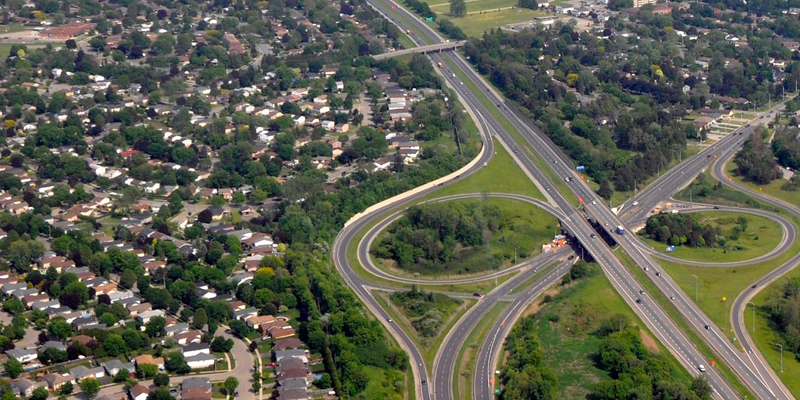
[102,359,135,376]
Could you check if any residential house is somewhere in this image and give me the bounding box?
[186,353,215,370]
[43,373,74,391]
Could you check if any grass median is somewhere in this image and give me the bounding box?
[373,289,476,375]
[453,301,507,400]
[442,56,578,206]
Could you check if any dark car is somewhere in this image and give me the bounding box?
[635,298,642,304]
[473,292,483,298]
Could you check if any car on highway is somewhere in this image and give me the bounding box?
[655,271,661,277]
[670,296,675,300]
[473,292,483,298]
[387,317,393,322]
[421,380,427,385]
[635,298,642,304]
[590,233,596,238]
[639,290,645,294]
[698,364,706,372]
[751,284,757,289]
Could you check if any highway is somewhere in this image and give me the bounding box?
[359,1,748,399]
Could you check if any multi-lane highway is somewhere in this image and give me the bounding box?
[359,1,749,399]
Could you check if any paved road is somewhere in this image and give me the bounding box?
[361,1,748,400]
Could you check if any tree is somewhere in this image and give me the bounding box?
[103,333,128,356]
[224,377,239,397]
[60,381,74,395]
[153,372,170,387]
[518,0,538,8]
[450,0,466,16]
[31,387,49,400]
[146,387,175,400]
[47,318,73,340]
[165,352,190,374]
[192,308,208,330]
[4,359,22,378]
[79,378,101,396]
[211,336,234,352]
[119,269,138,289]
[138,363,158,379]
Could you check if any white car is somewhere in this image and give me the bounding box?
[698,364,706,372]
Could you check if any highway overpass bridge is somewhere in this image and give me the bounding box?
[373,41,466,60]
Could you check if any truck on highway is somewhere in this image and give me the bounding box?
[616,225,625,235]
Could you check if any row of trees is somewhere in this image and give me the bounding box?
[643,212,726,248]
[764,278,800,355]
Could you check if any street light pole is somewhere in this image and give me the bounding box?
[777,343,784,373]
[748,302,755,332]
[691,274,698,302]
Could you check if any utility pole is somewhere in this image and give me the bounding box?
[692,274,698,302]
[748,301,755,332]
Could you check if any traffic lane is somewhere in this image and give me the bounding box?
[473,259,573,400]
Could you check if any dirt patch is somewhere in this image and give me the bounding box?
[640,330,661,354]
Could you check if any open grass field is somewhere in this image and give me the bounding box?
[445,8,546,37]
[725,159,800,206]
[374,290,475,373]
[426,137,544,200]
[0,25,31,34]
[531,273,692,398]
[372,197,559,275]
[656,217,800,336]
[0,43,44,58]
[639,211,783,263]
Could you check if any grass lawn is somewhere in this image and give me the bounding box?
[425,137,544,200]
[442,8,546,37]
[674,172,767,209]
[372,197,559,275]
[531,273,692,398]
[751,273,800,398]
[725,159,800,206]
[0,43,44,58]
[639,211,782,263]
[374,290,475,374]
[453,301,507,400]
[0,25,30,34]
